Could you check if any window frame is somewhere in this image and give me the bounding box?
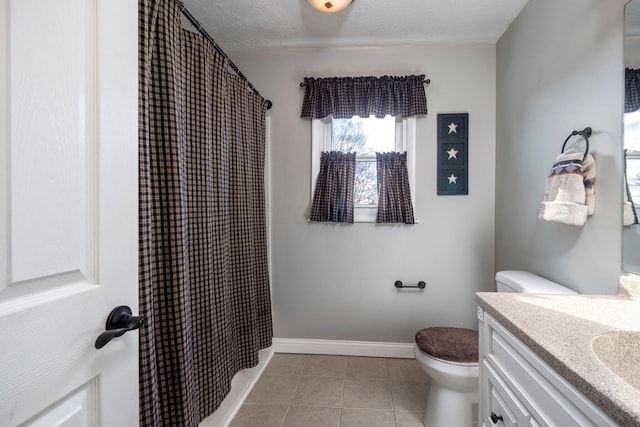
[311,115,416,223]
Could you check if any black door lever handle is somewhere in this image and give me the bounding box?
[95,305,144,349]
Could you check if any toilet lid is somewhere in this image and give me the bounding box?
[415,327,479,363]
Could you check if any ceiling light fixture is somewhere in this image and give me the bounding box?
[306,0,354,13]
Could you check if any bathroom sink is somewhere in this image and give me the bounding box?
[591,331,640,389]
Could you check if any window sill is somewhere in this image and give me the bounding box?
[306,218,420,224]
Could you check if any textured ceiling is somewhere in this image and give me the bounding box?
[182,0,530,52]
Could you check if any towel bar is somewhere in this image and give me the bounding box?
[395,280,426,289]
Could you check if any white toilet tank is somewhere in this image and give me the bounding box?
[495,270,577,294]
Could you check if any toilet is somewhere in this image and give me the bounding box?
[414,270,576,427]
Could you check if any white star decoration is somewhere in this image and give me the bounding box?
[446,147,458,160]
[448,174,458,184]
[447,122,458,134]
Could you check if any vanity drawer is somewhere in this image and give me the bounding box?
[481,312,617,427]
[483,360,531,426]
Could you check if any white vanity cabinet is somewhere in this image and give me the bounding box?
[478,309,618,427]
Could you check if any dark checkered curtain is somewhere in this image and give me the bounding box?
[300,75,428,119]
[225,73,273,368]
[310,152,356,223]
[302,75,424,224]
[626,68,640,113]
[138,0,272,426]
[376,152,415,224]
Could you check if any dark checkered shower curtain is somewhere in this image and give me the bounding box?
[138,1,273,425]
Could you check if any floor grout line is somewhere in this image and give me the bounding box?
[281,357,304,426]
[232,354,427,427]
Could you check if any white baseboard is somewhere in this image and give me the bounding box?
[199,347,274,427]
[272,338,415,359]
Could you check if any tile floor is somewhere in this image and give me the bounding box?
[230,354,430,427]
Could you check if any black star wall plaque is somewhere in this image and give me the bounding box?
[437,113,468,195]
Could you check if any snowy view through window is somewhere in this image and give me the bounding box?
[331,116,395,206]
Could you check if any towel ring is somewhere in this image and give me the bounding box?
[561,127,591,159]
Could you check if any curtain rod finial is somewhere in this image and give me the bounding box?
[265,100,273,110]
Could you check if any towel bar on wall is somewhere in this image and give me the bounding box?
[394,280,426,289]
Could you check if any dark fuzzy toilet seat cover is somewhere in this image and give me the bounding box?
[415,327,479,363]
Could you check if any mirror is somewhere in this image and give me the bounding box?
[624,0,640,273]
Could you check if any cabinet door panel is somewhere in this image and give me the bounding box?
[483,361,530,426]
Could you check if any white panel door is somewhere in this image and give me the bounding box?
[0,0,139,425]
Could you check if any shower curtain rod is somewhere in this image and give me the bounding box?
[178,1,273,110]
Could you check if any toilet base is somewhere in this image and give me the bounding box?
[424,382,478,427]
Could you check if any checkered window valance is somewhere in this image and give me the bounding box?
[300,75,428,119]
[626,68,640,113]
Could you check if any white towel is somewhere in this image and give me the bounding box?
[624,198,635,226]
[624,160,638,226]
[624,184,638,226]
[539,148,596,226]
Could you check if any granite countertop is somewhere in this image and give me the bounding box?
[476,278,640,426]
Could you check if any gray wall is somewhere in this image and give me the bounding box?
[234,45,497,341]
[495,0,626,294]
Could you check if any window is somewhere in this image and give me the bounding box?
[625,112,640,209]
[311,115,416,222]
